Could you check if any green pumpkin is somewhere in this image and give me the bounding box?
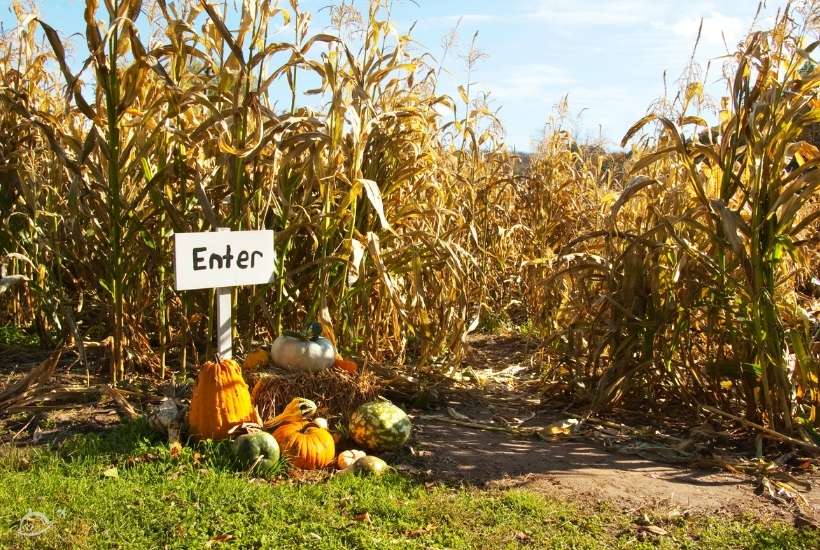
[349,400,411,451]
[233,431,280,475]
[349,455,390,476]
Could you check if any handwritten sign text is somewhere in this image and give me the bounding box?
[174,230,275,291]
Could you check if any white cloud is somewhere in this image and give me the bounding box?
[669,11,747,52]
[417,0,659,31]
[405,0,785,150]
[485,63,575,100]
[447,13,501,24]
[530,0,655,27]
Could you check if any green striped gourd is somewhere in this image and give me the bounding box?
[349,400,411,451]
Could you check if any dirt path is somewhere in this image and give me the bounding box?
[409,416,818,518]
[398,335,820,522]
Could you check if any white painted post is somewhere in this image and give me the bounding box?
[217,287,232,358]
[216,227,232,359]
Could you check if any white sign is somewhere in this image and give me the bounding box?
[174,228,276,359]
[174,230,275,291]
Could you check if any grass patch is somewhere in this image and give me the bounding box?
[0,422,816,549]
[0,324,39,348]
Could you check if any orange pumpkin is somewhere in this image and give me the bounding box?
[333,357,358,374]
[188,358,257,440]
[273,421,335,470]
[242,348,271,370]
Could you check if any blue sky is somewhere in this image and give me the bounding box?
[1,0,781,151]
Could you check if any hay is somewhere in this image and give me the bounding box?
[249,367,382,424]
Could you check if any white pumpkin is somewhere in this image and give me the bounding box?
[336,449,367,469]
[270,335,335,373]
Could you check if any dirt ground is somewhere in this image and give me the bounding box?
[396,335,820,523]
[407,410,819,520]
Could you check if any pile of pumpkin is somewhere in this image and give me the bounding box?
[163,350,411,477]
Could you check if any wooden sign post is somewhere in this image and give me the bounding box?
[174,228,275,359]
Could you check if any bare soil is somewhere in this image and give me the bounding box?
[409,412,819,519]
[396,334,820,522]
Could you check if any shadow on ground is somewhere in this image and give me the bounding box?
[393,334,820,521]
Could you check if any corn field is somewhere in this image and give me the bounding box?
[0,0,818,439]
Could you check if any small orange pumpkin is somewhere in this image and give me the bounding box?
[242,348,271,370]
[188,358,257,440]
[333,356,358,374]
[273,421,335,470]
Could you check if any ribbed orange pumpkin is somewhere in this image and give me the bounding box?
[273,421,335,470]
[188,358,257,440]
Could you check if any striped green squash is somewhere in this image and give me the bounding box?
[349,400,411,451]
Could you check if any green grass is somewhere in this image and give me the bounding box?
[0,324,40,347]
[0,422,816,549]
